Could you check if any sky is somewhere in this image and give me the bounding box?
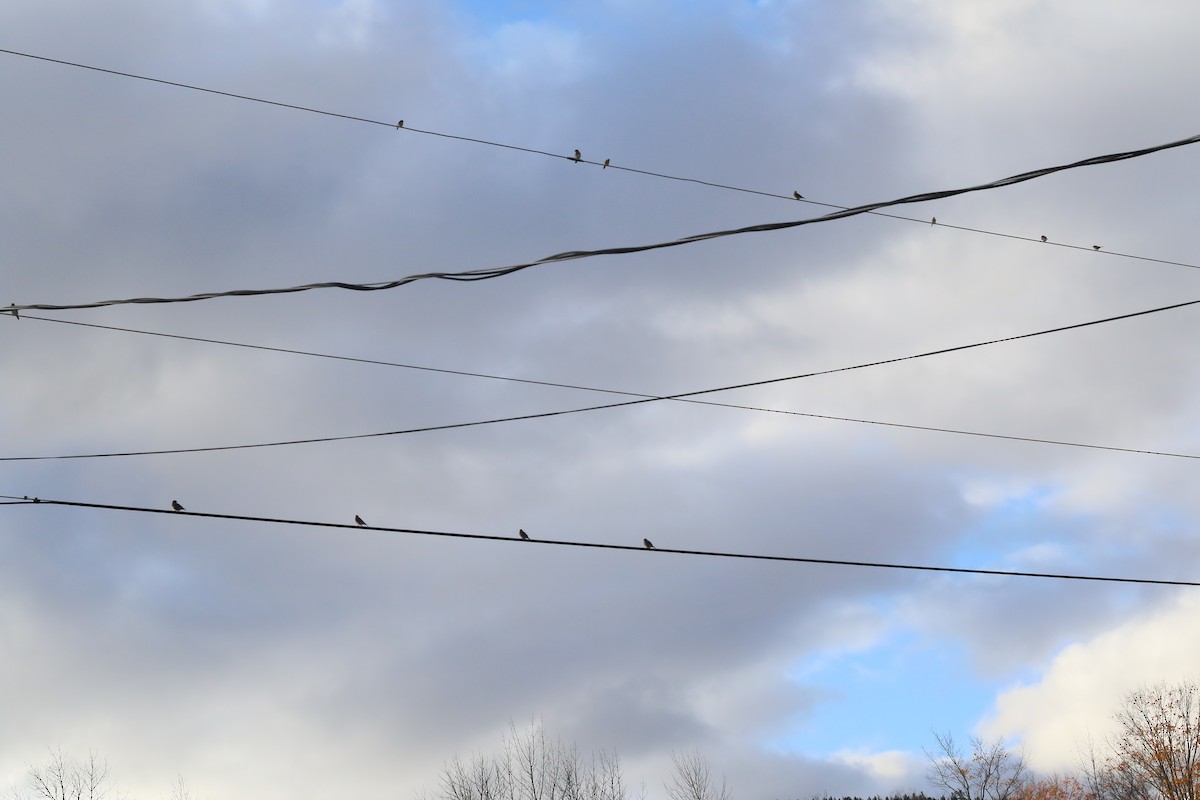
[1,1,1199,798]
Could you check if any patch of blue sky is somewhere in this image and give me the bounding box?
[952,481,1150,573]
[953,484,1062,567]
[771,627,1000,757]
[452,0,562,29]
[730,0,797,49]
[449,0,598,85]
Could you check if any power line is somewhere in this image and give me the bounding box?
[12,313,1200,461]
[3,119,1198,314]
[3,45,1197,312]
[3,494,1195,587]
[4,298,1196,461]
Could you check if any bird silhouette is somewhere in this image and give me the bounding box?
[519,529,530,540]
[1093,245,1102,250]
[931,217,937,225]
[793,191,804,200]
[355,515,366,526]
[573,149,582,163]
[171,500,184,512]
[643,538,654,549]
[7,304,17,320]
[603,158,610,169]
[396,120,404,129]
[1040,235,1048,242]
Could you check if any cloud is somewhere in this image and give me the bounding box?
[2,1,1199,798]
[831,748,928,790]
[980,592,1200,773]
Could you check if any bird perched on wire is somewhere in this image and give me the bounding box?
[7,304,17,320]
[519,529,530,540]
[573,149,582,163]
[1040,235,1048,242]
[396,120,403,129]
[1093,245,1102,250]
[603,158,610,169]
[171,500,185,512]
[793,191,804,200]
[643,538,655,550]
[931,217,936,225]
[355,515,366,527]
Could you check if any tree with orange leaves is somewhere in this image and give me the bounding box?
[1106,680,1200,800]
[1016,775,1096,800]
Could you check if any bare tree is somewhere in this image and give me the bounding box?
[925,732,1029,800]
[589,750,627,800]
[164,776,197,800]
[17,748,116,800]
[665,750,730,800]
[505,721,562,800]
[432,721,629,800]
[439,753,509,800]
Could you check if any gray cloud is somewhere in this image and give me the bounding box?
[2,1,1199,798]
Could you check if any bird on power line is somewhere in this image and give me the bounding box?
[573,149,582,163]
[355,515,366,527]
[931,217,937,225]
[643,538,655,549]
[1093,245,1102,250]
[6,304,17,320]
[396,120,403,129]
[171,500,184,511]
[603,158,610,169]
[793,191,804,200]
[519,529,530,540]
[1041,235,1048,242]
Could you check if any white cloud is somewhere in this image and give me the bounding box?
[831,748,927,788]
[981,592,1200,772]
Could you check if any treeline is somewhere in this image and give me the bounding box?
[8,680,1200,800]
[808,794,947,800]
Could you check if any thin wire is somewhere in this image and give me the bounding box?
[5,123,1199,313]
[2,44,1198,317]
[14,313,1200,461]
[4,298,1196,461]
[4,495,1196,587]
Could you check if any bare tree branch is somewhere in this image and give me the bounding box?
[665,750,730,800]
[926,732,1028,800]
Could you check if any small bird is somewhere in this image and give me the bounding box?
[396,120,404,129]
[1093,245,1102,250]
[793,191,804,200]
[643,538,655,550]
[171,500,184,512]
[1040,235,1048,243]
[519,529,530,540]
[573,149,582,163]
[355,515,366,527]
[7,304,17,320]
[931,217,937,225]
[603,158,610,169]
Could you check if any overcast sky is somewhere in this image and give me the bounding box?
[2,2,1199,799]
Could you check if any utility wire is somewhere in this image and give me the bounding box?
[12,313,1200,462]
[4,122,1200,313]
[4,298,1196,461]
[3,44,1197,312]
[2,494,1196,587]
